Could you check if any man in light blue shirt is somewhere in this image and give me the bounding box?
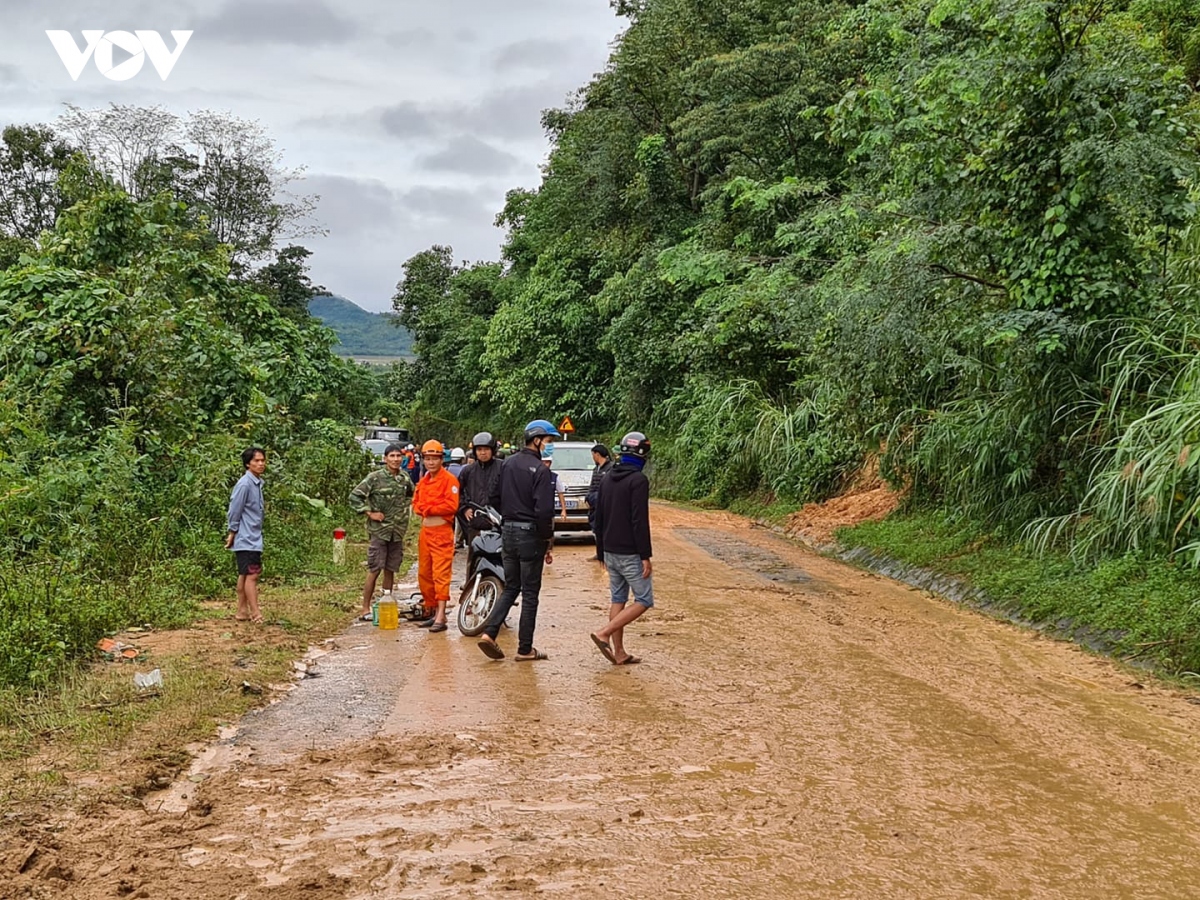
[225,447,266,623]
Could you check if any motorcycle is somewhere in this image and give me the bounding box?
[456,502,509,636]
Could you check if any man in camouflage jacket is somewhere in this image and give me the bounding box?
[349,444,413,619]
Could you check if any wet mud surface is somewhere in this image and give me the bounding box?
[8,504,1200,898]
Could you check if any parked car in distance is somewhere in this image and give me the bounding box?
[362,425,410,444]
[548,441,598,533]
[358,438,390,464]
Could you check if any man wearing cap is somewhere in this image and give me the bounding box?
[477,419,560,661]
[586,443,613,556]
[349,443,413,621]
[412,440,460,632]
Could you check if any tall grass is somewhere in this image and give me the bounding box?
[1027,309,1200,563]
[654,377,860,504]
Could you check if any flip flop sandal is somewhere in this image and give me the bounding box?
[429,622,448,633]
[514,649,548,661]
[477,638,505,660]
[590,633,616,664]
[358,613,373,622]
[615,655,642,665]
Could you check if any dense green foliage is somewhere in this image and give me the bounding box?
[397,0,1200,568]
[0,122,379,688]
[308,294,415,358]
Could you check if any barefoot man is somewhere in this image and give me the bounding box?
[590,432,653,665]
[226,446,266,624]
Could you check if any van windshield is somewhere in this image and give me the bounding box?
[551,446,596,470]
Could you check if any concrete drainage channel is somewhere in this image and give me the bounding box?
[751,519,1142,670]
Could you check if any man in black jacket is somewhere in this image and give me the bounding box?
[590,431,653,666]
[457,431,503,561]
[585,443,613,558]
[477,419,561,661]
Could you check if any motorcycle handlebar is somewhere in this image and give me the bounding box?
[465,502,502,527]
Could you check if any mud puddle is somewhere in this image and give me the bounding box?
[676,526,821,587]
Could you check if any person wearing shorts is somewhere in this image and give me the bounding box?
[589,432,654,666]
[349,444,413,620]
[226,447,266,624]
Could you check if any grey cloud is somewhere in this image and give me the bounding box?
[385,28,437,47]
[196,0,358,45]
[302,174,399,236]
[379,102,440,139]
[302,174,497,238]
[416,135,523,176]
[492,38,577,73]
[370,81,571,145]
[0,64,20,85]
[466,82,574,139]
[398,186,494,221]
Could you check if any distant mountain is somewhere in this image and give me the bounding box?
[308,295,414,360]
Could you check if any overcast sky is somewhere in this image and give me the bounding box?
[0,0,623,311]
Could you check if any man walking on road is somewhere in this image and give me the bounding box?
[348,443,413,620]
[590,432,654,666]
[412,440,460,632]
[226,446,266,624]
[477,419,560,661]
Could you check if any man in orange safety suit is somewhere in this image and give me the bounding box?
[412,439,460,632]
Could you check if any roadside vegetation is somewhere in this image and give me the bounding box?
[388,0,1200,671]
[0,107,383,699]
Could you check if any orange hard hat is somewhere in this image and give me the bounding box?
[421,439,444,455]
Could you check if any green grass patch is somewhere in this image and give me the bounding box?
[0,539,368,808]
[727,492,802,524]
[840,509,1200,674]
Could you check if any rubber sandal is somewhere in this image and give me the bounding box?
[614,655,641,665]
[429,622,447,633]
[358,613,372,622]
[514,649,547,661]
[477,638,504,660]
[590,633,616,664]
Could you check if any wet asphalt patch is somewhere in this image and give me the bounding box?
[675,527,816,586]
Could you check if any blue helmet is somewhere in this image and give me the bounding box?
[523,419,562,442]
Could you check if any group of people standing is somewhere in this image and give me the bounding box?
[224,418,656,665]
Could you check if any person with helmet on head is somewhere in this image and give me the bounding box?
[448,447,467,479]
[476,419,560,661]
[411,439,460,632]
[590,431,654,666]
[403,444,420,485]
[540,443,569,524]
[448,446,469,547]
[457,431,503,560]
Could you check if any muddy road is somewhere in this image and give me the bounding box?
[8,503,1200,899]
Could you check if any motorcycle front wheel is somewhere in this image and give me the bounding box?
[457,574,503,636]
